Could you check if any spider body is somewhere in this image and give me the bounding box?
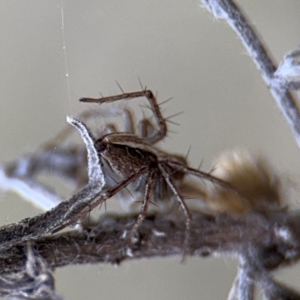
[96,133,158,177]
[95,132,186,203]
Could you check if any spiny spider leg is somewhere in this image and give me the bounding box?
[159,162,192,247]
[80,89,167,144]
[166,160,236,190]
[128,170,155,239]
[137,118,156,139]
[53,166,148,233]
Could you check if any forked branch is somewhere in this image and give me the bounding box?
[202,0,300,146]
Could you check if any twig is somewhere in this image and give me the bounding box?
[202,0,300,147]
[0,210,300,298]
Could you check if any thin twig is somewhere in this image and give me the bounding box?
[202,0,300,146]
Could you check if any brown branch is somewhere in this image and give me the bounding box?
[1,210,300,275]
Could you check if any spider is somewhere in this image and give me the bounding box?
[52,88,234,248]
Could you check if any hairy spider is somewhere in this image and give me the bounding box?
[52,88,234,247]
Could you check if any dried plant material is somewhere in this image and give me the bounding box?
[274,48,300,90]
[0,242,61,299]
[208,150,283,214]
[202,0,300,147]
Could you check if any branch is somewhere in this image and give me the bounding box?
[1,209,300,299]
[0,211,300,285]
[202,0,300,147]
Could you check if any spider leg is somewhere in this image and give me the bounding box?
[100,107,135,134]
[52,166,148,233]
[166,160,235,190]
[80,89,167,144]
[128,170,155,240]
[159,162,192,252]
[137,118,156,140]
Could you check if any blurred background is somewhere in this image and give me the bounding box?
[1,0,300,299]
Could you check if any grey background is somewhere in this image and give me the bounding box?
[1,1,300,299]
